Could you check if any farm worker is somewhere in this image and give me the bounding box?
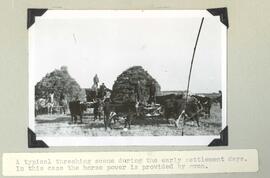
[93,74,99,86]
[91,83,98,99]
[59,93,67,114]
[99,83,106,99]
[47,91,55,114]
[93,100,100,121]
[218,90,222,109]
[49,91,54,103]
[103,98,112,130]
[135,81,142,102]
[92,74,99,97]
[149,81,156,104]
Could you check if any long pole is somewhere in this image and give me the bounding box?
[182,17,204,136]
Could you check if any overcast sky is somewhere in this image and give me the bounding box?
[30,11,225,93]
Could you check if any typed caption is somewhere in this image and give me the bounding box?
[3,149,258,176]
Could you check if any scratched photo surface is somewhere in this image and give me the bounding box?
[28,10,227,146]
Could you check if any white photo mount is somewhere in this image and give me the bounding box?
[28,8,228,147]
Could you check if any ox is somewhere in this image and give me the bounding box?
[175,97,204,127]
[103,99,136,130]
[192,95,212,118]
[156,94,204,127]
[68,101,87,123]
[213,95,222,109]
[156,94,184,122]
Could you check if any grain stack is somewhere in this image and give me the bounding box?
[111,66,161,104]
[35,66,84,103]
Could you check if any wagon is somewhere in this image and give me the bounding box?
[107,102,164,129]
[137,104,162,118]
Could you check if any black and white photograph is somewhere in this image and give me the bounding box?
[28,10,227,146]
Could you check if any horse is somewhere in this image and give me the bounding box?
[34,98,57,115]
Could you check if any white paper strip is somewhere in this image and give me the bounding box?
[2,149,258,176]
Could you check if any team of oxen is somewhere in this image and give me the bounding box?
[35,90,221,131]
[66,93,221,130]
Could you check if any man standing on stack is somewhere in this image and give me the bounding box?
[93,74,99,87]
[91,74,99,100]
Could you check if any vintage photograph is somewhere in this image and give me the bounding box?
[28,10,227,146]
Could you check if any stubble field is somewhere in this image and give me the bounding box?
[35,103,222,137]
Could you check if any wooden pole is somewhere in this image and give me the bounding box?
[182,17,204,136]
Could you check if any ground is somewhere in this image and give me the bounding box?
[35,104,222,137]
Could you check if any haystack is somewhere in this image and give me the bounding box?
[111,66,161,104]
[35,66,84,103]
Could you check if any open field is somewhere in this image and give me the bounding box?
[35,104,222,137]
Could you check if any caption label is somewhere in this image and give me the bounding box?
[2,149,258,176]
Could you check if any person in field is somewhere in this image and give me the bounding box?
[59,92,68,114]
[217,90,222,109]
[149,81,156,104]
[99,83,106,99]
[47,91,54,114]
[134,81,142,103]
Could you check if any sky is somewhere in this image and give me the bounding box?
[30,10,225,93]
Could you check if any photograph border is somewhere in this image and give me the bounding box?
[28,8,228,147]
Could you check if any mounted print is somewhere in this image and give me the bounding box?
[28,9,228,146]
